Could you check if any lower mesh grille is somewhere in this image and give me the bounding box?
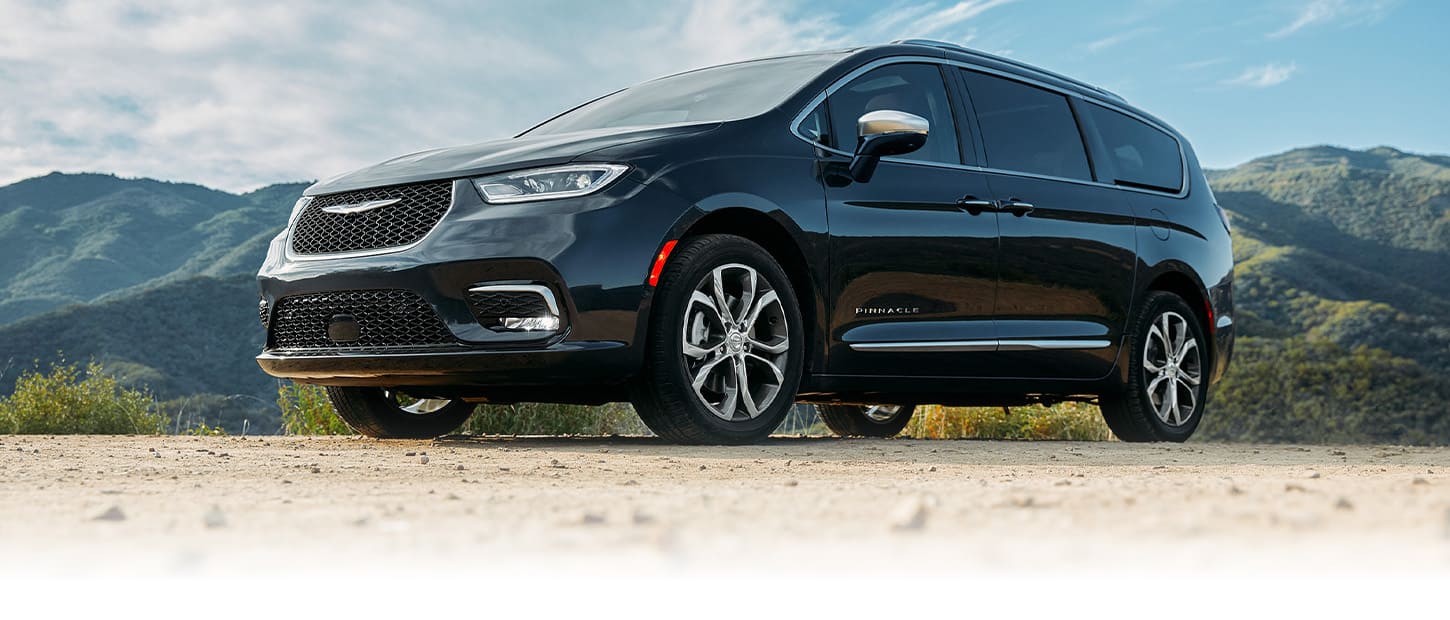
[466,290,552,320]
[268,289,456,350]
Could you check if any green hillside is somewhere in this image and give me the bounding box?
[1202,145,1450,442]
[0,172,307,324]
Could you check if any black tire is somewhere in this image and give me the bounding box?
[816,404,916,438]
[1099,291,1209,442]
[325,386,475,439]
[631,234,805,444]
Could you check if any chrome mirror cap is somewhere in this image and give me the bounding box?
[858,109,929,138]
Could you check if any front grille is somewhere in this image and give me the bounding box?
[290,181,453,255]
[268,289,456,350]
[466,290,552,321]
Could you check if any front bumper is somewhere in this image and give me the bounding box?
[256,176,690,389]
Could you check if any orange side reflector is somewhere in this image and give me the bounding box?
[648,240,678,287]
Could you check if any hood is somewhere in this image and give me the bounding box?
[305,123,720,196]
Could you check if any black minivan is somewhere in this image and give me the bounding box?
[257,39,1234,444]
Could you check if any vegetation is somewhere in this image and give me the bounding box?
[277,381,648,436]
[278,382,351,435]
[0,361,165,434]
[1202,338,1450,445]
[903,403,1111,441]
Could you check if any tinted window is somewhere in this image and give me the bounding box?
[960,70,1092,181]
[828,64,960,165]
[1084,103,1183,192]
[525,53,845,136]
[800,102,830,146]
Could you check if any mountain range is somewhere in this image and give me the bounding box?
[1,145,1447,441]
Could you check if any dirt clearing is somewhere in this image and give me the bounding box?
[2,435,1448,576]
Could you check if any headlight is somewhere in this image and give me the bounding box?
[472,164,629,204]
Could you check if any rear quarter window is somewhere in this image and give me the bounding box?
[1084,103,1184,193]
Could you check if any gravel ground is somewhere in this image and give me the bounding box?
[1,434,1448,577]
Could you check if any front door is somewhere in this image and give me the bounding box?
[819,62,1002,377]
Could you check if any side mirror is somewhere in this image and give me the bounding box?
[849,110,929,182]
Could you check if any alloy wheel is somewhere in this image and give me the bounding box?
[1142,311,1202,427]
[382,389,455,415]
[862,405,902,422]
[680,263,790,421]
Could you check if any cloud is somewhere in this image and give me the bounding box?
[1222,62,1298,88]
[0,0,1018,192]
[1085,27,1156,53]
[1268,0,1396,39]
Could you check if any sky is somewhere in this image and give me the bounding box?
[1,0,1447,192]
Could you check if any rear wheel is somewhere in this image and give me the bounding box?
[325,386,475,439]
[1099,291,1208,442]
[816,404,916,437]
[631,234,804,444]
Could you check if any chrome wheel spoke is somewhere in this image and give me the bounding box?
[749,336,789,354]
[743,289,777,331]
[733,356,758,417]
[710,267,735,324]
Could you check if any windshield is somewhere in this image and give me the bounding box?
[523,52,846,136]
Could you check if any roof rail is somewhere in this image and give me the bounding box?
[891,39,1126,103]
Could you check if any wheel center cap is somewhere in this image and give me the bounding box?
[727,331,745,352]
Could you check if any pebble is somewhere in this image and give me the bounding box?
[1306,471,1321,479]
[1285,483,1308,492]
[784,480,799,487]
[419,455,429,464]
[405,452,417,457]
[1334,497,1354,511]
[93,506,126,522]
[1412,477,1429,486]
[454,464,465,471]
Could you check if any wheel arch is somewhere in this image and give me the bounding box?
[673,206,823,377]
[1141,266,1215,375]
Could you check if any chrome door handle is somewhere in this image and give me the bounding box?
[957,196,996,216]
[999,198,1034,216]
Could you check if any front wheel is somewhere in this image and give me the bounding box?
[631,234,804,444]
[1099,291,1209,442]
[325,387,475,438]
[816,404,916,437]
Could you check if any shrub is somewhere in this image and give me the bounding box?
[278,382,352,435]
[462,402,647,436]
[902,402,1111,441]
[277,382,649,436]
[0,361,166,434]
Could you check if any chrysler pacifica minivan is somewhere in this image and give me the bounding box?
[256,39,1234,444]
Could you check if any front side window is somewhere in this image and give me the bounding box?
[827,63,960,165]
[960,70,1092,181]
[1084,103,1183,192]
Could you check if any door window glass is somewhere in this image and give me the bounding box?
[960,70,1092,181]
[828,64,960,165]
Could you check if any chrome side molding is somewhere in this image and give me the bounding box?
[850,339,1112,352]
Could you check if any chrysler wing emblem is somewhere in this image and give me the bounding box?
[320,198,401,215]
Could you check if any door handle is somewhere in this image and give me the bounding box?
[956,196,996,216]
[999,198,1035,216]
